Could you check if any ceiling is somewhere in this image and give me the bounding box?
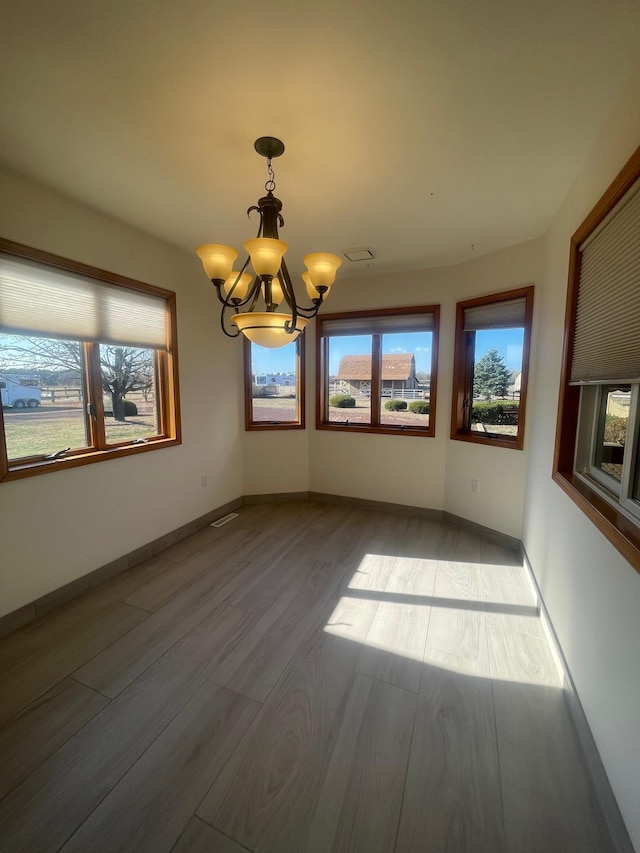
[1,0,639,281]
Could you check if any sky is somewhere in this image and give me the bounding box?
[251,327,524,376]
[476,328,524,372]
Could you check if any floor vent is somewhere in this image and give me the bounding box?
[210,512,239,528]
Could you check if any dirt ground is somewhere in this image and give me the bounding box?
[251,398,431,427]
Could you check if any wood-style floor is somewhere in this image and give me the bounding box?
[0,500,615,852]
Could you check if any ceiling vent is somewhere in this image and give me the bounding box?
[343,247,376,262]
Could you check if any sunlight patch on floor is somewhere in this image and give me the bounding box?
[324,552,564,688]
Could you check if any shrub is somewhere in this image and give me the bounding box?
[384,399,407,411]
[604,415,627,445]
[329,394,356,408]
[103,399,138,417]
[408,400,430,414]
[471,400,519,425]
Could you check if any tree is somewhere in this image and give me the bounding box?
[0,334,153,421]
[100,346,153,421]
[0,336,81,377]
[473,348,511,399]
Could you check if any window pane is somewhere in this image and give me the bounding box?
[318,307,439,438]
[249,341,300,424]
[328,335,372,424]
[380,332,432,428]
[100,345,160,444]
[0,332,89,460]
[633,426,640,503]
[593,385,629,487]
[470,327,524,437]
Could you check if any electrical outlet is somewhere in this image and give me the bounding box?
[201,474,207,487]
[471,478,480,494]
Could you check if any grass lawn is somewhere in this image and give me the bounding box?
[4,405,157,460]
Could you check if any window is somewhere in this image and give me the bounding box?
[0,239,181,481]
[244,336,304,430]
[316,306,439,437]
[574,384,640,512]
[554,144,640,573]
[451,286,534,450]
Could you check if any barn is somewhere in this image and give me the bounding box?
[334,353,420,398]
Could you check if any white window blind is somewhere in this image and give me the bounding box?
[570,177,640,384]
[321,312,434,336]
[463,297,526,331]
[0,254,168,349]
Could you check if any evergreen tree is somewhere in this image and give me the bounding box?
[473,348,512,399]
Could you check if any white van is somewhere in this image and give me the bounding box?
[0,374,42,408]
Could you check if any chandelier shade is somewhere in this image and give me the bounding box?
[303,253,342,289]
[230,312,309,348]
[196,137,341,348]
[244,238,288,278]
[196,244,238,282]
[223,271,253,302]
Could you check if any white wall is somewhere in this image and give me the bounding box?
[305,241,542,537]
[523,66,640,848]
[243,430,310,496]
[442,243,542,537]
[0,167,244,617]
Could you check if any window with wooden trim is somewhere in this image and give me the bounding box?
[451,286,534,450]
[0,239,181,482]
[554,144,640,573]
[316,306,439,437]
[244,336,305,430]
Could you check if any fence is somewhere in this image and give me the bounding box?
[41,387,155,404]
[41,386,83,402]
[329,383,428,401]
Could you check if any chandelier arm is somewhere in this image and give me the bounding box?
[248,275,263,309]
[247,204,265,238]
[279,257,324,318]
[221,255,254,307]
[220,274,263,335]
[278,261,300,334]
[219,306,242,339]
[276,265,295,312]
[213,284,231,306]
[220,276,262,311]
[293,302,323,319]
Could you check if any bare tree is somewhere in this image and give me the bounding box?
[0,336,81,376]
[100,346,153,421]
[0,334,153,422]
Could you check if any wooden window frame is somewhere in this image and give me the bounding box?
[316,305,439,438]
[553,144,640,574]
[450,286,534,451]
[243,335,305,431]
[0,238,181,483]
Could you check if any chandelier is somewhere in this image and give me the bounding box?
[196,137,342,349]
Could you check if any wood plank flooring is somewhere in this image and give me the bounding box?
[0,500,616,852]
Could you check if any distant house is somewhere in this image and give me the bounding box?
[254,372,295,387]
[508,370,522,398]
[334,353,420,397]
[253,372,296,396]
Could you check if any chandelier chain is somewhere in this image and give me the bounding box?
[265,157,276,193]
